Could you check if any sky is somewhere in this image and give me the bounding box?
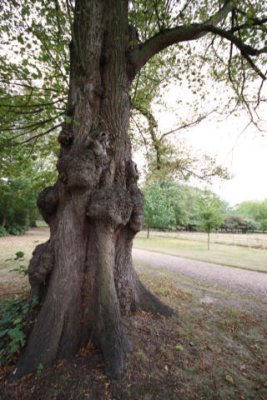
[184,116,267,206]
[147,83,267,207]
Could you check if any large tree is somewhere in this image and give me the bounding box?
[2,0,266,379]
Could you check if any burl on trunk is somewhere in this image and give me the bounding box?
[13,0,173,379]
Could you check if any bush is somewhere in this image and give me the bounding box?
[0,226,8,237]
[6,225,28,236]
[0,297,39,366]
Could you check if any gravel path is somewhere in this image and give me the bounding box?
[133,248,267,301]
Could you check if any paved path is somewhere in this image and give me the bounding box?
[133,248,267,301]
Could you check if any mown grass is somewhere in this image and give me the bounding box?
[0,228,48,300]
[134,234,267,273]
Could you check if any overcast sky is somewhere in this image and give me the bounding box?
[184,116,267,206]
[149,82,267,206]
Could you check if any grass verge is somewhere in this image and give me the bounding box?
[134,235,267,273]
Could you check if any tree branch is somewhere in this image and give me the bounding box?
[0,98,66,109]
[206,25,267,79]
[0,113,64,133]
[19,123,62,145]
[230,17,267,33]
[130,0,234,72]
[159,111,214,141]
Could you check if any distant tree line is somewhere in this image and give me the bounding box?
[143,182,267,235]
[0,145,56,236]
[1,177,266,237]
[0,176,39,236]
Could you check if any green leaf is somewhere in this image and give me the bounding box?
[225,374,234,384]
[15,251,24,260]
[175,344,184,352]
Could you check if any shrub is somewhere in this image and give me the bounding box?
[0,297,39,366]
[0,226,8,237]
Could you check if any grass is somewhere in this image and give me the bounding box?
[134,233,267,273]
[0,231,267,399]
[0,227,48,300]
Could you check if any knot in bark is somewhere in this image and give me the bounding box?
[58,123,74,147]
[86,185,133,228]
[57,137,108,190]
[28,241,54,299]
[37,185,59,223]
[126,160,139,189]
[129,187,144,232]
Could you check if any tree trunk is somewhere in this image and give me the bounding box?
[13,0,173,380]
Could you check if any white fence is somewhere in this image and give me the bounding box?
[143,230,267,249]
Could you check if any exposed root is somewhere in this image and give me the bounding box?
[137,280,175,317]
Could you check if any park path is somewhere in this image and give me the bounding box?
[133,248,267,301]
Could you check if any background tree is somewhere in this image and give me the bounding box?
[234,200,267,232]
[1,0,266,380]
[197,191,226,249]
[143,182,229,235]
[220,215,260,233]
[0,120,57,234]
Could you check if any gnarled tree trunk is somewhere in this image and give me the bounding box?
[13,0,173,379]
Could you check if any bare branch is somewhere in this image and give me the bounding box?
[256,71,267,109]
[0,98,66,109]
[131,115,149,157]
[0,113,64,133]
[0,80,63,93]
[19,123,62,145]
[206,25,267,79]
[230,17,267,33]
[159,111,215,141]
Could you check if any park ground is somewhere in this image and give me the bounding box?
[0,228,266,399]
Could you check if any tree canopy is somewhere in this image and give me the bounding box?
[234,199,267,231]
[143,181,228,232]
[1,0,266,160]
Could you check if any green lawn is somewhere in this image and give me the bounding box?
[134,234,267,273]
[0,228,48,299]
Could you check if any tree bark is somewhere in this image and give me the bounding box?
[13,0,173,380]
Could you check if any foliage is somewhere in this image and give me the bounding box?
[0,296,38,366]
[129,0,267,179]
[221,215,260,233]
[0,0,69,147]
[143,181,227,233]
[0,169,54,234]
[0,226,8,237]
[0,0,64,226]
[234,200,267,232]
[0,126,57,233]
[1,0,266,184]
[143,182,176,231]
[197,191,226,233]
[7,251,29,276]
